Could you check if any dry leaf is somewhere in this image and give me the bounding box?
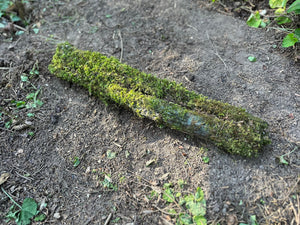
[0,173,10,185]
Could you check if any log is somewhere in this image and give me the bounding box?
[48,42,271,157]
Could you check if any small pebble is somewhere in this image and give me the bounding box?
[53,212,61,219]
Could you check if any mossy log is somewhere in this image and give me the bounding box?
[49,42,271,157]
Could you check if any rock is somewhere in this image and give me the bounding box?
[53,212,61,219]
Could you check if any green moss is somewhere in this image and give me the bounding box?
[49,42,271,157]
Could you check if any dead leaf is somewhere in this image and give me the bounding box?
[0,173,10,185]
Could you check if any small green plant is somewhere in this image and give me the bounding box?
[248,56,257,62]
[276,146,298,165]
[2,187,46,225]
[246,0,300,47]
[213,0,299,48]
[106,150,117,159]
[5,120,12,129]
[202,156,210,164]
[101,174,118,191]
[73,156,80,167]
[161,183,207,225]
[239,215,259,225]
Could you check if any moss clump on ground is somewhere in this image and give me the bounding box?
[49,42,271,157]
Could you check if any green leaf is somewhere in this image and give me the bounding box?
[5,205,20,221]
[26,102,35,109]
[186,201,206,216]
[32,28,39,34]
[35,99,43,106]
[250,215,258,225]
[15,31,24,36]
[168,208,177,216]
[163,183,172,188]
[295,28,300,39]
[178,179,186,188]
[163,188,175,203]
[247,12,262,28]
[26,93,35,99]
[282,33,299,47]
[0,1,11,12]
[193,215,207,225]
[178,197,186,206]
[73,157,80,167]
[34,213,46,222]
[275,16,292,24]
[184,194,195,202]
[260,21,267,28]
[248,56,257,62]
[16,101,26,109]
[269,0,288,8]
[287,0,300,14]
[202,157,209,164]
[27,113,34,117]
[5,120,12,129]
[29,69,39,75]
[10,14,21,22]
[21,75,29,82]
[105,14,112,18]
[176,192,182,197]
[275,7,286,14]
[178,214,193,225]
[106,150,116,159]
[19,198,38,225]
[279,155,289,165]
[194,187,204,202]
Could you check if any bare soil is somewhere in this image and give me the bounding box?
[0,0,299,224]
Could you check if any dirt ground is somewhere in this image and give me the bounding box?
[0,0,299,224]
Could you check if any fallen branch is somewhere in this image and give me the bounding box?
[48,42,271,157]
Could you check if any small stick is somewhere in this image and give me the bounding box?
[1,187,22,209]
[13,24,27,32]
[104,213,112,225]
[15,171,33,181]
[206,31,228,68]
[155,206,179,216]
[118,30,123,63]
[206,31,229,76]
[113,142,122,148]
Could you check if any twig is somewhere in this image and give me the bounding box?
[118,30,123,63]
[206,31,228,71]
[280,146,298,157]
[155,206,179,216]
[1,187,22,209]
[291,195,300,225]
[113,142,122,148]
[13,24,27,32]
[15,171,33,181]
[104,213,112,225]
[278,176,300,201]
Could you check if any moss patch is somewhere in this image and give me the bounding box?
[49,42,271,157]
